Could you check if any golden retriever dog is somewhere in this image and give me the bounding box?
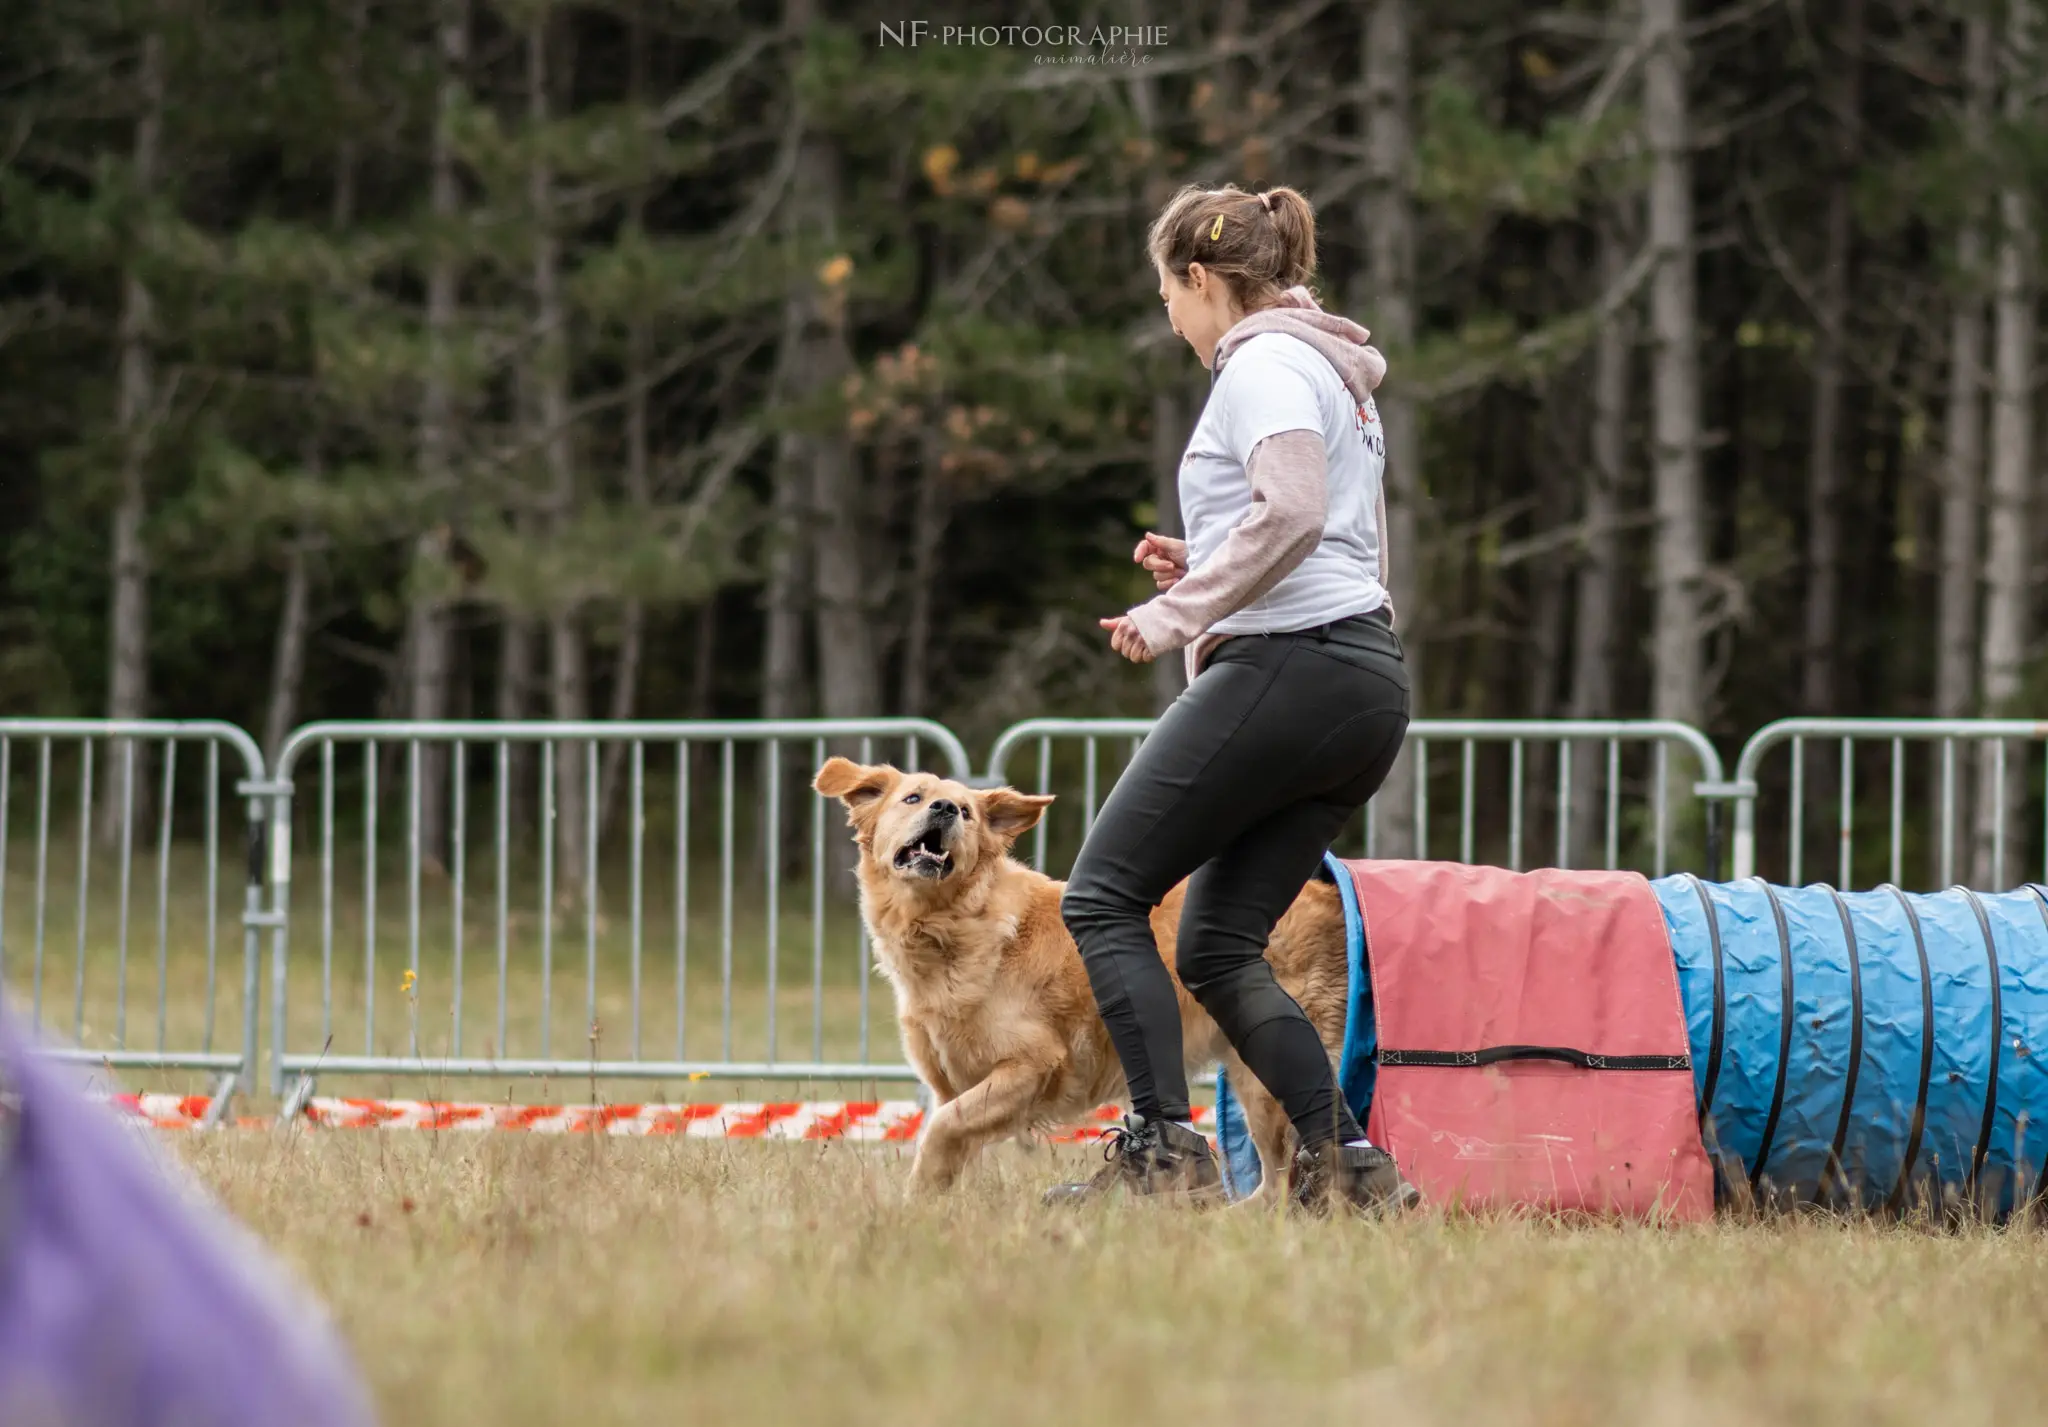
[813,756,1352,1201]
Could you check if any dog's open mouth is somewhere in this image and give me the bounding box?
[892,825,953,878]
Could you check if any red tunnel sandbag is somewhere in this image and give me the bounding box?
[1343,859,1713,1220]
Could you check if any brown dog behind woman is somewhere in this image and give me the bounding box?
[812,756,1351,1204]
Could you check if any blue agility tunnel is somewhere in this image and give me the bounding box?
[1217,862,2048,1216]
[1657,878,2048,1215]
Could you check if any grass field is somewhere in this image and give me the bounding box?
[179,1131,2048,1427]
[11,805,2048,1426]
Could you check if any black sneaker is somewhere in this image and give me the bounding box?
[1041,1113,1225,1206]
[1289,1140,1422,1216]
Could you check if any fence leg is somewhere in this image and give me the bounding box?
[278,1072,316,1127]
[264,782,294,1099]
[238,785,269,1112]
[1697,779,1755,882]
[200,1068,237,1129]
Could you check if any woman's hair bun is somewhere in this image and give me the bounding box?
[1146,182,1318,305]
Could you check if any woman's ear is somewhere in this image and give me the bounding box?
[978,787,1056,841]
[1184,260,1208,295]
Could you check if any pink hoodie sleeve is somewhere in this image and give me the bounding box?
[1123,429,1326,658]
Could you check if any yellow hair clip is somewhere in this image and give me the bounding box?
[1208,214,1224,241]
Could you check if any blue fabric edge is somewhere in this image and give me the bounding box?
[1214,1071,1258,1198]
[1328,850,1377,1123]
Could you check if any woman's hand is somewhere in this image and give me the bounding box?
[1098,616,1156,664]
[1132,532,1187,591]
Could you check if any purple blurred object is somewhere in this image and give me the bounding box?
[0,1008,376,1426]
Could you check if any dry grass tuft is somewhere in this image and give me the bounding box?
[175,1133,2048,1427]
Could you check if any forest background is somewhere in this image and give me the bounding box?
[2,0,2042,871]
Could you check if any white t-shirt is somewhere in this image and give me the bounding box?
[1179,331,1388,636]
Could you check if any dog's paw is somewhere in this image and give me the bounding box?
[906,1156,957,1197]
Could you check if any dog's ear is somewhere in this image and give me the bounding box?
[978,786,1055,840]
[813,758,900,818]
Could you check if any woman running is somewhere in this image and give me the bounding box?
[1050,182,1416,1213]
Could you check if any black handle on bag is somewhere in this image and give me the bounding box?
[1376,1045,1691,1072]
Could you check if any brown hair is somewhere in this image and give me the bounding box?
[1146,183,1317,309]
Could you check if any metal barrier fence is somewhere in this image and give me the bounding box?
[0,720,271,1124]
[66,711,2048,1106]
[264,719,971,1107]
[986,717,1732,879]
[1730,718,2048,889]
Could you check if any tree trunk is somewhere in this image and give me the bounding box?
[1149,388,1189,713]
[686,598,715,853]
[1938,12,1994,721]
[1570,214,1633,863]
[1526,465,1571,725]
[761,435,810,723]
[812,431,878,717]
[761,0,826,730]
[599,6,651,835]
[1972,0,2035,889]
[497,616,536,724]
[406,0,468,870]
[1642,0,1705,730]
[497,613,536,832]
[401,548,454,867]
[1360,0,1423,857]
[784,8,870,893]
[795,143,877,721]
[761,201,812,720]
[761,278,815,884]
[264,537,313,766]
[549,612,588,901]
[1799,0,1865,715]
[1529,513,1573,862]
[898,436,947,717]
[598,484,647,830]
[689,599,716,719]
[266,18,363,769]
[526,7,587,899]
[101,30,164,849]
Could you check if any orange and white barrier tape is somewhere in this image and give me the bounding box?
[1043,1103,1217,1143]
[103,1093,262,1131]
[99,1093,1216,1141]
[302,1098,929,1139]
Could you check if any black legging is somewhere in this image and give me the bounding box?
[1060,610,1408,1148]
